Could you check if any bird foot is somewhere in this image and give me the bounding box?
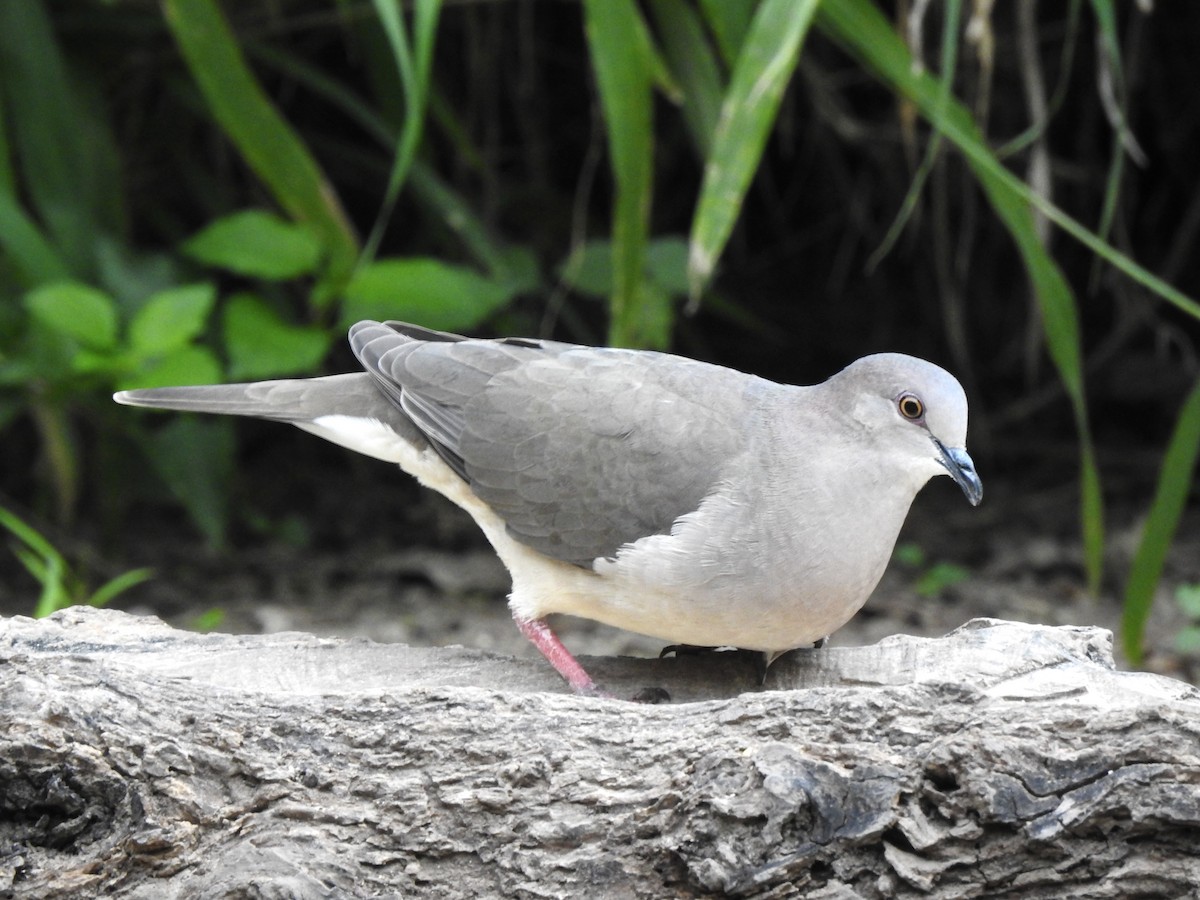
[514,616,605,696]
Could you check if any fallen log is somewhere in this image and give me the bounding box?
[2,607,1198,898]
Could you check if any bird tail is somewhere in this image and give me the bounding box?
[114,373,384,423]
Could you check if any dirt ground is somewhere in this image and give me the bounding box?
[6,438,1195,690]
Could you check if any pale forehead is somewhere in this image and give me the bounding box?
[835,353,965,402]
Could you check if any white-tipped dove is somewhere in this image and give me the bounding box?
[115,320,982,695]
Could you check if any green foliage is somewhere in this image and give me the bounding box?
[190,607,227,633]
[894,543,972,599]
[162,0,358,304]
[343,258,529,334]
[0,0,122,283]
[223,294,330,381]
[687,0,821,295]
[362,0,443,263]
[583,0,661,348]
[0,506,153,618]
[558,237,691,348]
[3,275,223,524]
[1122,379,1200,664]
[145,417,234,548]
[25,283,119,351]
[183,211,321,281]
[1174,585,1200,657]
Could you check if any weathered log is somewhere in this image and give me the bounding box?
[2,607,1199,898]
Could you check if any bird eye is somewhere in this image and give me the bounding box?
[897,392,925,421]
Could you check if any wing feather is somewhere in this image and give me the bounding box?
[349,320,753,566]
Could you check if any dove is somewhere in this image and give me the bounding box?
[115,320,981,695]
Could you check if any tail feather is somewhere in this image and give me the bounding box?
[114,373,390,423]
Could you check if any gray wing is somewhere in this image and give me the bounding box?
[350,320,752,566]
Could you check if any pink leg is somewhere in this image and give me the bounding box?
[514,616,603,696]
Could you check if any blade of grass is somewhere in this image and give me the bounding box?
[31,553,69,618]
[1088,0,1144,165]
[819,0,1108,591]
[1086,0,1142,294]
[0,506,64,569]
[1122,378,1200,664]
[0,77,68,282]
[820,1,1200,323]
[869,0,964,270]
[583,0,660,348]
[408,166,512,278]
[0,0,125,277]
[88,567,155,608]
[29,398,79,524]
[361,0,443,265]
[247,42,510,279]
[648,0,725,159]
[162,0,359,302]
[0,194,70,286]
[249,41,396,149]
[0,87,69,282]
[688,0,821,298]
[996,0,1082,159]
[698,0,757,67]
[0,506,70,617]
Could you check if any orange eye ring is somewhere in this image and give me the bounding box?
[898,392,925,421]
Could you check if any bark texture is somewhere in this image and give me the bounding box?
[2,607,1199,898]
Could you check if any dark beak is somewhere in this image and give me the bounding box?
[933,438,983,506]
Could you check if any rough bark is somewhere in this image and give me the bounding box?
[2,607,1199,899]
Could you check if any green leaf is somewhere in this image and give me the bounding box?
[560,238,688,302]
[1176,584,1200,620]
[117,345,223,392]
[893,542,926,568]
[25,282,119,350]
[697,0,757,65]
[558,241,615,297]
[0,192,70,286]
[183,211,321,280]
[0,506,63,570]
[162,0,359,299]
[361,0,443,263]
[32,554,70,618]
[1174,627,1200,657]
[87,567,154,608]
[648,0,724,158]
[128,283,217,355]
[342,258,516,333]
[494,245,541,297]
[583,0,658,347]
[688,0,820,296]
[630,282,674,351]
[190,607,227,633]
[0,506,70,617]
[915,562,972,599]
[645,237,690,295]
[72,348,129,378]
[1122,378,1200,664]
[223,293,331,380]
[0,0,124,275]
[145,416,234,547]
